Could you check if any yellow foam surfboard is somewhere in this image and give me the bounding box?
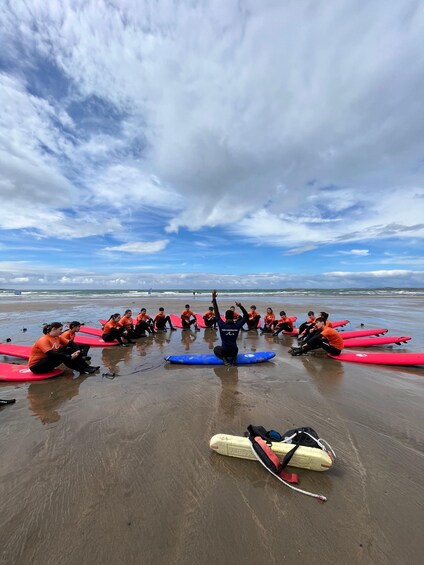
[209,433,333,472]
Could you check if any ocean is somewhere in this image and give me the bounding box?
[1,287,424,300]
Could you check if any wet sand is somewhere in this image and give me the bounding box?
[1,295,424,564]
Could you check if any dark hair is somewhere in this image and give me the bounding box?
[107,313,120,321]
[42,324,50,334]
[250,305,256,309]
[320,311,329,321]
[225,309,234,320]
[69,321,81,329]
[308,311,314,316]
[279,310,286,316]
[46,322,63,332]
[209,306,214,311]
[124,309,132,315]
[315,317,325,324]
[267,307,273,314]
[185,304,190,308]
[140,308,146,312]
[159,307,164,312]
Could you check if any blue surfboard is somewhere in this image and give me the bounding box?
[164,351,275,365]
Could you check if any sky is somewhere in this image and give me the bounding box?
[1,0,424,290]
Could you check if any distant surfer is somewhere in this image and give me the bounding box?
[211,290,248,366]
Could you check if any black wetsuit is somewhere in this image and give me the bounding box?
[212,298,248,364]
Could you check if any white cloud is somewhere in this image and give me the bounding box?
[103,240,169,253]
[0,0,423,256]
[341,249,370,256]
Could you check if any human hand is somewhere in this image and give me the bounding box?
[235,301,242,307]
[71,351,80,359]
[212,289,217,299]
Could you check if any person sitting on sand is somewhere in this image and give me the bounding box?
[181,304,200,331]
[290,317,343,357]
[320,311,333,328]
[297,311,316,338]
[261,307,275,333]
[229,305,240,320]
[243,305,261,330]
[118,309,137,341]
[212,290,249,366]
[203,306,217,329]
[102,313,133,346]
[272,311,294,336]
[135,308,156,336]
[61,321,90,359]
[154,307,176,331]
[29,322,99,375]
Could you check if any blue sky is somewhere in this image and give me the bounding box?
[0,0,423,289]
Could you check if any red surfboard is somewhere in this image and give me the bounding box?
[331,319,350,328]
[337,328,388,339]
[0,344,31,359]
[79,326,103,337]
[73,335,118,347]
[328,351,424,366]
[0,362,63,382]
[342,336,411,348]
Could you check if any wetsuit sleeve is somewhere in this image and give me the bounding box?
[235,305,249,328]
[212,297,221,320]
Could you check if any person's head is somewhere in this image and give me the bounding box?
[225,309,234,321]
[108,313,120,321]
[124,309,132,316]
[267,307,273,314]
[159,307,164,312]
[314,317,326,330]
[140,308,146,313]
[320,311,329,321]
[279,310,286,317]
[250,305,256,311]
[308,311,314,317]
[185,304,190,309]
[208,306,214,312]
[69,321,81,330]
[48,322,63,336]
[230,306,236,311]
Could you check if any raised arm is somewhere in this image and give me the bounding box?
[235,301,249,326]
[212,289,221,319]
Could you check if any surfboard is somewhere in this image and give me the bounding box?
[195,313,207,328]
[209,433,333,471]
[78,326,103,337]
[342,336,411,348]
[74,336,118,347]
[169,314,184,329]
[328,351,424,366]
[0,362,64,382]
[282,319,349,336]
[337,328,388,339]
[0,344,31,359]
[165,351,276,365]
[331,319,350,328]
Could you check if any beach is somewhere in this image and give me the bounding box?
[1,292,424,565]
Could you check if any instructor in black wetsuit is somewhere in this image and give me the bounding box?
[212,290,248,366]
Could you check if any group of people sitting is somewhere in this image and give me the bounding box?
[28,303,343,375]
[29,321,100,375]
[101,307,177,345]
